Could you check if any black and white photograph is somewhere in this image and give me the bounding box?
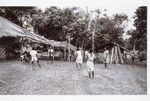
[0,0,148,96]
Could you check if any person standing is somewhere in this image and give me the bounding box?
[21,51,30,63]
[48,46,54,63]
[131,51,135,65]
[103,48,109,68]
[75,48,83,69]
[86,50,95,79]
[30,47,41,69]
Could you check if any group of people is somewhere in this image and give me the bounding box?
[75,48,94,78]
[75,48,109,79]
[21,44,110,79]
[21,47,41,69]
[20,45,54,70]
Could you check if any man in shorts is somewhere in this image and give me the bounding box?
[30,47,41,69]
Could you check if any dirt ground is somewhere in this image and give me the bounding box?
[0,60,147,95]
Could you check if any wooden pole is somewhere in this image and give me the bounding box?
[67,35,71,62]
[133,40,136,53]
[118,46,124,64]
[92,15,99,52]
[110,47,115,64]
[64,47,66,61]
[112,42,130,52]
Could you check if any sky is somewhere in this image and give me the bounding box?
[0,0,148,16]
[0,0,149,39]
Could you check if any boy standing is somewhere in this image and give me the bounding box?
[103,48,109,68]
[30,47,41,69]
[48,46,54,63]
[131,52,135,65]
[75,48,83,69]
[86,50,95,79]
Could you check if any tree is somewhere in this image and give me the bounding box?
[0,7,39,54]
[0,7,130,52]
[131,6,147,51]
[33,6,90,48]
[93,13,128,51]
[124,30,135,50]
[0,7,37,27]
[33,6,77,41]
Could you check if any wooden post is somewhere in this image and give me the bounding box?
[92,22,96,52]
[66,34,71,62]
[67,36,71,62]
[83,45,85,62]
[92,31,95,52]
[118,47,124,64]
[92,15,99,52]
[64,48,66,61]
[64,42,67,61]
[115,46,119,64]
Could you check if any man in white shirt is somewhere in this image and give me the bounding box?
[75,48,83,69]
[30,47,41,68]
[103,48,109,68]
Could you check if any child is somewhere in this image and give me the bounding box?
[30,47,41,69]
[103,48,109,68]
[75,48,83,69]
[20,52,24,62]
[48,46,54,63]
[131,52,135,65]
[87,50,95,79]
[20,51,30,63]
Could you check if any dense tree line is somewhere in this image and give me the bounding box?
[0,6,147,52]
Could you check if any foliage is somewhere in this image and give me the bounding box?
[0,7,130,52]
[94,13,128,51]
[0,7,37,27]
[130,6,147,51]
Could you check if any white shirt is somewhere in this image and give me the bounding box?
[30,50,37,58]
[48,48,54,56]
[87,53,94,62]
[76,50,82,58]
[87,52,95,71]
[50,48,54,53]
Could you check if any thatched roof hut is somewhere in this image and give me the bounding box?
[0,16,76,50]
[47,40,76,51]
[0,16,47,43]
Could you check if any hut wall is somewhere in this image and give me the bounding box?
[0,46,6,60]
